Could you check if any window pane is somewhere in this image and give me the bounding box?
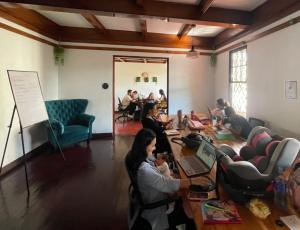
[230,47,247,116]
[231,83,247,115]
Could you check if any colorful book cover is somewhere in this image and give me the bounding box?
[201,200,242,224]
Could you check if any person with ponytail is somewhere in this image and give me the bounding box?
[126,129,195,230]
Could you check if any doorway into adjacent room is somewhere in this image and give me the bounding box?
[113,55,169,136]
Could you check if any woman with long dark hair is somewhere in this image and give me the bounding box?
[141,103,172,153]
[126,128,195,230]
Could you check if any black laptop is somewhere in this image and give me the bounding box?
[177,140,216,177]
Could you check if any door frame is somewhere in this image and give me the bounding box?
[112,55,169,136]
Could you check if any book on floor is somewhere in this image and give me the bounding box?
[201,200,241,224]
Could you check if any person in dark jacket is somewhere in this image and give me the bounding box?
[141,102,172,153]
[224,107,252,139]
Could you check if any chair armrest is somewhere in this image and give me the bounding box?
[74,114,95,127]
[45,119,64,136]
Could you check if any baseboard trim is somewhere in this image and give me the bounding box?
[92,133,113,139]
[0,142,51,178]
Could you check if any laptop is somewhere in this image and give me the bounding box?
[177,140,216,177]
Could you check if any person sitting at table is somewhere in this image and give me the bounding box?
[211,98,226,120]
[141,102,172,153]
[145,92,156,103]
[122,89,138,118]
[224,106,252,139]
[158,89,167,102]
[126,128,196,230]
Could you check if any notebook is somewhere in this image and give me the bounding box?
[177,140,216,177]
[201,200,241,224]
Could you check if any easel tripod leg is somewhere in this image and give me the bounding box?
[19,122,30,196]
[47,121,66,161]
[0,106,16,173]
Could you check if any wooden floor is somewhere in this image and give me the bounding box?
[0,136,134,230]
[115,119,143,136]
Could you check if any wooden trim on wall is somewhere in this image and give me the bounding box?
[0,21,57,46]
[0,142,50,178]
[216,15,300,55]
[92,133,113,139]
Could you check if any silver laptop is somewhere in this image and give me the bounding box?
[177,140,216,177]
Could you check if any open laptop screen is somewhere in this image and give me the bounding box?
[196,140,216,169]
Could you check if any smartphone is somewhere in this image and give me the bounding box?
[187,191,208,201]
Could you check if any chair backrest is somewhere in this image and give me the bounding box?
[125,154,146,206]
[45,99,88,125]
[246,126,272,146]
[265,138,300,176]
[248,117,265,129]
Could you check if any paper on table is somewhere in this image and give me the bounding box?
[280,215,300,230]
[165,129,180,136]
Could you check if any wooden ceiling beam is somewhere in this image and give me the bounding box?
[198,0,215,15]
[0,3,59,40]
[1,0,252,28]
[140,19,147,39]
[59,26,214,50]
[214,0,300,49]
[177,24,195,39]
[81,13,107,34]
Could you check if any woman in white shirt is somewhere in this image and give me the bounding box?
[126,129,195,230]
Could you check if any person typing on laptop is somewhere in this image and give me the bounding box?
[126,129,196,230]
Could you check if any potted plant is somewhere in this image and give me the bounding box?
[54,46,65,65]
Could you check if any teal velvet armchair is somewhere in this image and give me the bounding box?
[45,99,95,149]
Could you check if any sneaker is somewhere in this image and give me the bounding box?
[128,114,134,119]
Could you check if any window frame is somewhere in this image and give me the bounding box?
[229,46,247,116]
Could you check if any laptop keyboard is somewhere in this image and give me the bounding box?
[179,156,205,176]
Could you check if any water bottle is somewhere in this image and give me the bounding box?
[182,115,188,128]
[273,167,288,209]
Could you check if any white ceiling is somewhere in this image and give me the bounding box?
[188,25,225,37]
[96,16,140,32]
[157,0,267,11]
[37,11,93,28]
[146,19,182,35]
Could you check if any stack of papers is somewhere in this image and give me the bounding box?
[280,215,300,230]
[165,129,180,136]
[215,129,235,140]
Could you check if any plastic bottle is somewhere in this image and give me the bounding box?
[273,167,288,209]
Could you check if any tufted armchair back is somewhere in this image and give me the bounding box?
[45,99,88,125]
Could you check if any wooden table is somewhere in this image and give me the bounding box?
[166,115,293,230]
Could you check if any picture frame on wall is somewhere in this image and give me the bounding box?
[152,77,157,83]
[285,80,297,99]
[135,76,141,82]
[144,77,149,82]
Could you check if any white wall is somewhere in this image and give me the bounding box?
[59,50,214,133]
[214,11,300,138]
[0,28,58,166]
[115,62,167,110]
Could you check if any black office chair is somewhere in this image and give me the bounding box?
[115,97,129,123]
[248,117,265,129]
[125,154,175,230]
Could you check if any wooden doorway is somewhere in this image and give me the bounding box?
[113,55,169,136]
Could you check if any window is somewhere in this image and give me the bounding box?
[229,47,247,116]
